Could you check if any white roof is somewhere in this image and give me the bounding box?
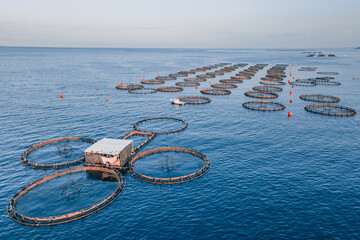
[84,138,133,155]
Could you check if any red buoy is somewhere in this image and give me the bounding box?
[290,73,292,77]
[106,98,109,102]
[60,94,63,99]
[293,77,295,79]
[288,80,290,83]
[195,86,198,90]
[121,82,123,86]
[209,82,211,84]
[290,99,293,103]
[96,88,99,91]
[292,85,294,88]
[158,75,160,77]
[288,111,293,117]
[290,91,293,95]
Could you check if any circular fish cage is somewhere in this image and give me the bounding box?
[317,72,339,75]
[219,79,243,84]
[169,73,188,78]
[200,89,231,95]
[315,81,341,86]
[211,83,237,89]
[176,96,211,104]
[128,88,157,94]
[184,77,206,82]
[116,84,144,90]
[244,91,279,99]
[242,101,285,111]
[252,86,283,92]
[175,82,200,87]
[133,117,188,135]
[231,75,251,80]
[129,147,211,185]
[289,81,317,87]
[155,76,177,81]
[260,81,285,86]
[157,86,183,92]
[300,94,340,103]
[305,105,356,116]
[260,77,283,81]
[20,137,96,170]
[7,166,125,226]
[208,72,224,76]
[141,79,165,85]
[180,71,196,75]
[196,74,216,79]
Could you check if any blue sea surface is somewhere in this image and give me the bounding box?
[0,47,359,239]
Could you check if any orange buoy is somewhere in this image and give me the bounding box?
[60,94,63,99]
[290,99,293,103]
[209,82,211,84]
[181,70,183,72]
[288,111,292,117]
[290,91,293,95]
[288,80,290,83]
[106,98,109,102]
[290,73,292,77]
[158,75,160,77]
[96,88,99,90]
[195,86,198,90]
[121,82,123,86]
[292,85,294,88]
[143,78,145,80]
[293,77,295,79]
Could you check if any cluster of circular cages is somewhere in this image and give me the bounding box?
[8,117,210,227]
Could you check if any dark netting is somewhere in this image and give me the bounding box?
[129,147,211,185]
[184,77,206,82]
[317,72,339,75]
[314,77,335,80]
[242,101,286,111]
[211,83,237,89]
[252,86,283,92]
[177,96,211,104]
[155,76,177,81]
[201,88,231,95]
[175,82,200,87]
[157,86,183,92]
[180,71,196,75]
[208,72,224,76]
[244,91,279,99]
[315,81,341,86]
[169,73,188,78]
[116,84,144,90]
[141,79,165,85]
[196,74,216,79]
[289,81,317,87]
[133,117,188,135]
[237,72,255,76]
[20,137,96,170]
[300,94,340,103]
[305,104,356,116]
[128,88,157,94]
[193,68,206,72]
[260,81,285,86]
[219,79,243,84]
[7,166,125,226]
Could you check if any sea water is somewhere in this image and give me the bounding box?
[0,47,359,239]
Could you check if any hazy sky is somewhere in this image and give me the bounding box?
[0,0,359,48]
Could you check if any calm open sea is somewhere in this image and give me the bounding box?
[0,47,359,239]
